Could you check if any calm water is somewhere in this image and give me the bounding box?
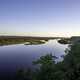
[0,40,68,79]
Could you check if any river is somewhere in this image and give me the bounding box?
[0,39,68,79]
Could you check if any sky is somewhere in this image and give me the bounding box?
[0,0,80,37]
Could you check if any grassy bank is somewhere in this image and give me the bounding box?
[58,38,71,44]
[0,38,47,46]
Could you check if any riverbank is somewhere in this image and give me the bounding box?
[0,36,68,45]
[58,38,71,44]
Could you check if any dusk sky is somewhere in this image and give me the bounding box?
[0,0,80,37]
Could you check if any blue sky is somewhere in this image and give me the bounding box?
[0,0,80,37]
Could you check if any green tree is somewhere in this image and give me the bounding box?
[33,54,57,80]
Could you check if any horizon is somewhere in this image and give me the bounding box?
[0,0,80,37]
[0,34,79,38]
